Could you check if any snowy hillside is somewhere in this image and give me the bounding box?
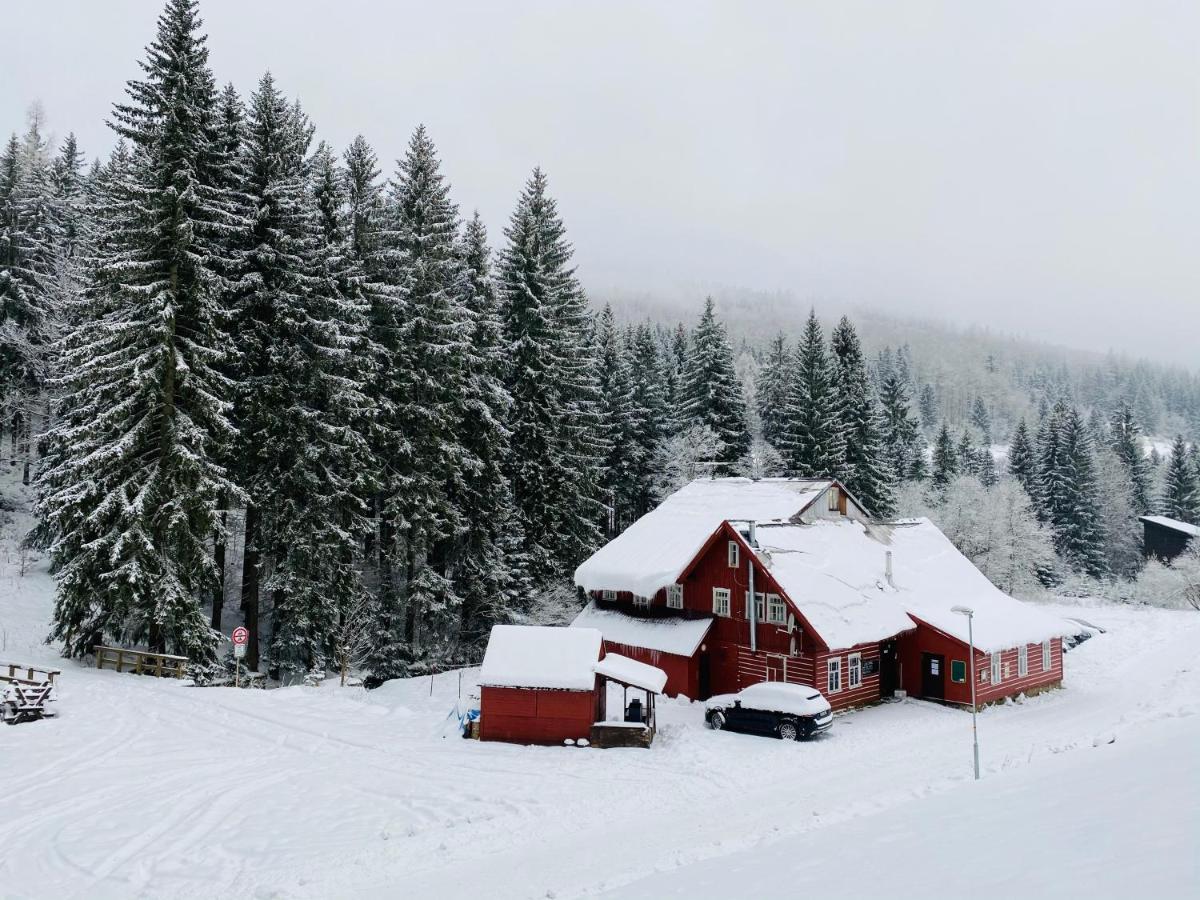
[3,478,1198,899]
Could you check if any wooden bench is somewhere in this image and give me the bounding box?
[94,646,189,679]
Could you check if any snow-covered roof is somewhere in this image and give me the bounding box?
[574,478,833,597]
[594,654,668,693]
[571,602,713,657]
[479,625,602,691]
[754,521,917,650]
[1140,515,1200,538]
[884,519,1076,652]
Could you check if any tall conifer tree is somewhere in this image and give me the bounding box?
[38,0,237,659]
[830,317,895,516]
[679,297,751,472]
[498,168,605,579]
[779,310,843,478]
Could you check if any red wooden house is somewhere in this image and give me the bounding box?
[574,478,1070,711]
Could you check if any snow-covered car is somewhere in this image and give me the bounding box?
[705,682,833,741]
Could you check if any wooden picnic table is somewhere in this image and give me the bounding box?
[1,662,60,724]
[94,645,189,679]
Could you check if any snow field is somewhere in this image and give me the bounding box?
[2,561,1198,899]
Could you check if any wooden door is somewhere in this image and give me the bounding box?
[880,640,899,696]
[921,653,945,700]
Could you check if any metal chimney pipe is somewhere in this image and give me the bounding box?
[885,551,894,588]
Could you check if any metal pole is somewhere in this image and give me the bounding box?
[968,614,979,780]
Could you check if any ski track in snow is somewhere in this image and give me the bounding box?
[2,528,1198,898]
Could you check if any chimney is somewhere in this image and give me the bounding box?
[885,551,894,588]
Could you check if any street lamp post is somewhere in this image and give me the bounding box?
[951,605,980,781]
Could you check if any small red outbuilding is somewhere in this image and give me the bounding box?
[478,625,604,745]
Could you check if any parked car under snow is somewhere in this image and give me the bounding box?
[705,682,833,741]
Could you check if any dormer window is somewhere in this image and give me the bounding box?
[727,541,739,568]
[666,584,683,609]
[602,589,617,602]
[827,486,840,512]
[632,595,650,609]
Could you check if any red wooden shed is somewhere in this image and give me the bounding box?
[478,625,604,745]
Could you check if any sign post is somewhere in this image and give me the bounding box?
[232,626,249,689]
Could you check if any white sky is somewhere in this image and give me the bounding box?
[5,1,1197,364]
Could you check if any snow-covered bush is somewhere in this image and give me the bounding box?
[1124,551,1200,610]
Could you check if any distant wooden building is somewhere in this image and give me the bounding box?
[1139,515,1199,562]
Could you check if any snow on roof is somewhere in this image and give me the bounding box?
[479,625,602,691]
[571,602,713,657]
[573,478,832,597]
[594,654,668,693]
[1140,515,1200,538]
[885,519,1077,652]
[754,521,916,650]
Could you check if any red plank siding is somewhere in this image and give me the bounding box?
[601,641,698,699]
[479,686,597,745]
[899,621,1063,708]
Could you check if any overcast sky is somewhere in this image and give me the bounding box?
[5,1,1197,364]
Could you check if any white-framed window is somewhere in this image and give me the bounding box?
[633,595,650,609]
[601,589,617,602]
[727,541,739,568]
[666,584,683,609]
[1042,640,1052,672]
[991,652,1002,685]
[848,653,862,689]
[712,587,731,617]
[751,591,766,622]
[767,594,787,625]
[1017,645,1029,677]
[827,657,842,692]
[827,486,839,512]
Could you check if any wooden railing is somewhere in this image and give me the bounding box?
[94,646,189,679]
[1,662,62,686]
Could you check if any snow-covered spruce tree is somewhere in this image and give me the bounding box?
[362,125,479,671]
[596,304,640,534]
[449,211,526,649]
[498,167,605,580]
[663,321,688,431]
[1039,403,1108,576]
[956,430,977,480]
[0,119,60,473]
[918,383,939,433]
[779,310,844,479]
[37,0,236,660]
[878,369,924,482]
[830,316,895,517]
[970,396,992,445]
[227,74,372,677]
[1160,434,1199,523]
[930,423,959,488]
[679,297,751,473]
[1007,418,1039,499]
[627,320,669,517]
[756,333,790,449]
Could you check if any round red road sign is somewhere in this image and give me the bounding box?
[232,626,249,646]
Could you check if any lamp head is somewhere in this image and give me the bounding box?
[951,605,974,617]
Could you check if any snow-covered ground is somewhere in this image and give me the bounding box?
[2,479,1198,899]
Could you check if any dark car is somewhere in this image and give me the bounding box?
[705,682,833,741]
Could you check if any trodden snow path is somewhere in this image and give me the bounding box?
[1,519,1198,899]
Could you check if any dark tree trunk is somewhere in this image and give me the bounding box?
[210,508,227,631]
[241,504,261,671]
